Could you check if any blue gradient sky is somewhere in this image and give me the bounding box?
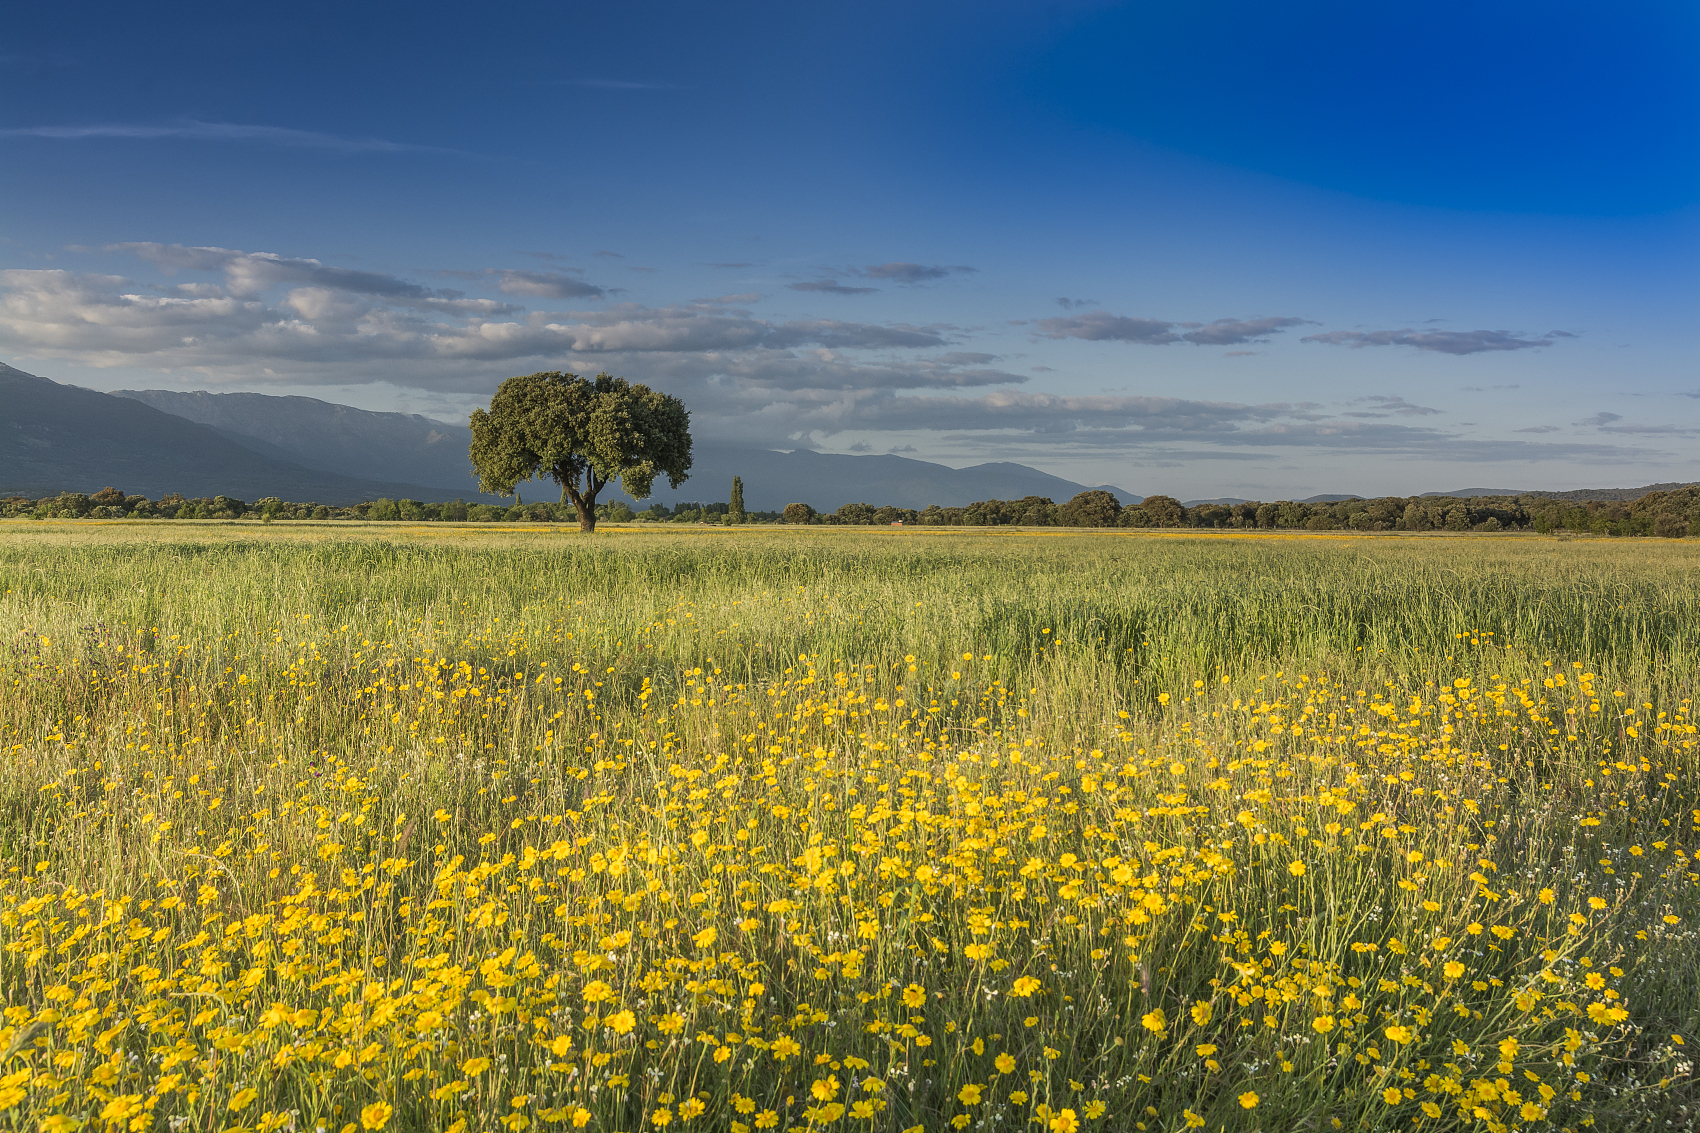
[4,0,1696,498]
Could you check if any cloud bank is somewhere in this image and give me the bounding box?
[0,241,1673,470]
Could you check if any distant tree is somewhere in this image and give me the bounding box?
[469,371,692,533]
[1059,490,1122,528]
[782,502,816,525]
[1141,495,1186,527]
[91,486,126,508]
[598,501,636,523]
[1016,496,1058,526]
[729,476,746,524]
[1653,512,1688,538]
[1190,504,1228,528]
[53,493,94,518]
[835,502,877,525]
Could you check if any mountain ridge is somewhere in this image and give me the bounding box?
[106,383,1146,511]
[1,364,505,503]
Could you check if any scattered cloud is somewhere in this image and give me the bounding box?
[1565,411,1694,438]
[693,293,762,305]
[90,243,524,315]
[1036,312,1180,344]
[1224,351,1258,357]
[1347,395,1441,417]
[1035,311,1309,346]
[1,119,458,155]
[789,280,879,295]
[593,251,624,258]
[485,269,606,300]
[705,262,757,269]
[1180,317,1313,346]
[1514,425,1562,434]
[1596,422,1698,436]
[1302,328,1565,355]
[1055,297,1095,310]
[855,263,976,284]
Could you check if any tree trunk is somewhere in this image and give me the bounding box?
[563,474,602,533]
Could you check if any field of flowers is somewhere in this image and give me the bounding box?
[1,523,1697,1133]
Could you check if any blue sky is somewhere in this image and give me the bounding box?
[3,0,1696,498]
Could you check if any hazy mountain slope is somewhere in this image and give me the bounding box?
[111,388,479,491]
[661,448,1140,512]
[113,385,1142,511]
[0,365,496,502]
[1427,484,1696,501]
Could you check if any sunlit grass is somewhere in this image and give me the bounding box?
[1,525,1696,1132]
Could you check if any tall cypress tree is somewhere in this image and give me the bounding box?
[729,476,746,524]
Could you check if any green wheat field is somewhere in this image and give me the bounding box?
[2,522,1697,1133]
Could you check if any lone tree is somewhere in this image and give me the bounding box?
[729,476,746,524]
[469,371,692,533]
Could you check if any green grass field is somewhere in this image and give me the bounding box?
[2,522,1696,1132]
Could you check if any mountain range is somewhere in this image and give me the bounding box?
[2,363,497,503]
[12,364,1684,509]
[4,364,1142,510]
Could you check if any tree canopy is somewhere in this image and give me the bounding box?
[468,371,692,532]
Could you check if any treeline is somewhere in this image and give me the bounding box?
[783,487,1700,537]
[5,485,1697,536]
[0,488,780,524]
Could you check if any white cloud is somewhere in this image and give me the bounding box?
[488,270,606,300]
[100,243,518,314]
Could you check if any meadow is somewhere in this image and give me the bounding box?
[1,521,1697,1133]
